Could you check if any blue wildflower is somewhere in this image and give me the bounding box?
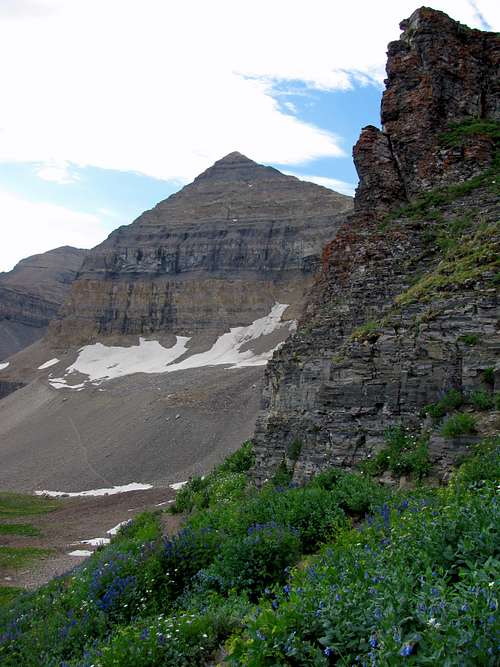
[400,643,413,657]
[324,647,333,656]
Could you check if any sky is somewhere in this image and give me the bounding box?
[0,0,498,272]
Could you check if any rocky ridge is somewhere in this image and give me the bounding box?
[253,8,500,483]
[0,246,86,361]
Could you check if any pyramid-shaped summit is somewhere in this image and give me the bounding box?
[53,153,352,342]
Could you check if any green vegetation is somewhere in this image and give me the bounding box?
[483,367,495,386]
[423,388,464,420]
[0,588,23,607]
[0,524,41,537]
[350,320,380,342]
[0,546,52,571]
[459,333,479,346]
[0,492,59,519]
[441,412,478,438]
[171,440,254,513]
[360,426,431,480]
[439,118,500,146]
[396,221,499,305]
[469,389,495,411]
[286,438,303,462]
[0,440,498,666]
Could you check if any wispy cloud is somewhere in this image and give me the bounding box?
[285,172,355,197]
[36,160,80,184]
[467,0,492,29]
[0,189,108,271]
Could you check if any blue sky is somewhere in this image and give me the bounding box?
[0,0,497,271]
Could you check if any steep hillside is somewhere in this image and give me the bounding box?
[0,157,351,492]
[253,7,500,483]
[0,246,86,361]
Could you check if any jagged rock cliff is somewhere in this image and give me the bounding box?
[51,153,351,343]
[0,246,86,360]
[253,8,500,483]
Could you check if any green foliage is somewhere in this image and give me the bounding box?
[360,426,431,480]
[440,117,500,146]
[468,389,494,411]
[0,546,52,570]
[286,439,303,461]
[459,333,479,346]
[483,367,495,386]
[396,221,499,305]
[423,388,464,420]
[229,472,500,666]
[0,587,23,607]
[0,493,59,518]
[271,458,293,486]
[171,441,254,513]
[350,320,380,342]
[204,524,301,598]
[1,443,498,666]
[0,524,40,537]
[441,412,478,438]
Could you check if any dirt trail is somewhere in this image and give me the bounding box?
[1,487,180,590]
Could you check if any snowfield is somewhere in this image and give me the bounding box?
[49,303,295,389]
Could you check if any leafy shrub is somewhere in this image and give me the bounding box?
[171,441,254,513]
[423,388,464,420]
[441,412,478,438]
[360,427,431,480]
[313,471,388,515]
[482,367,495,386]
[469,389,494,410]
[204,524,301,598]
[286,439,303,461]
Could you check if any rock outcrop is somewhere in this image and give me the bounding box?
[354,7,500,217]
[51,153,352,343]
[0,246,86,360]
[253,8,500,483]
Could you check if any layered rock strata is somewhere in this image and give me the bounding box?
[253,8,500,482]
[0,247,86,360]
[51,153,352,344]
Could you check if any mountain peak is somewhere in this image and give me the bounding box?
[216,151,255,164]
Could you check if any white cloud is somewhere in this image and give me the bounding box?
[285,172,355,197]
[0,0,497,185]
[0,190,108,271]
[36,160,80,184]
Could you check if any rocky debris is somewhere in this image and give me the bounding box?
[50,153,352,343]
[0,246,86,359]
[252,9,500,484]
[355,7,500,218]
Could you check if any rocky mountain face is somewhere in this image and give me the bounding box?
[0,246,86,360]
[253,8,500,483]
[51,153,352,343]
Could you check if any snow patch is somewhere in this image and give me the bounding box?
[38,358,60,370]
[170,480,188,491]
[81,537,111,546]
[49,304,295,389]
[68,550,92,557]
[35,482,153,497]
[0,362,9,371]
[107,520,131,536]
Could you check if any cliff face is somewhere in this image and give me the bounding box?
[354,7,500,217]
[253,8,500,483]
[51,153,352,343]
[0,246,86,360]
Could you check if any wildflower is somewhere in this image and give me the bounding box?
[427,618,441,628]
[324,647,333,656]
[369,636,378,649]
[400,643,413,657]
[256,630,266,641]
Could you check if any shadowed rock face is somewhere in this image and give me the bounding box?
[354,7,500,217]
[0,247,86,360]
[51,153,352,342]
[252,8,500,483]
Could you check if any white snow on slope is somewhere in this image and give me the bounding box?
[0,362,9,371]
[81,537,111,546]
[170,480,188,491]
[38,358,60,370]
[68,550,92,557]
[107,520,131,535]
[49,303,295,389]
[35,482,153,497]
